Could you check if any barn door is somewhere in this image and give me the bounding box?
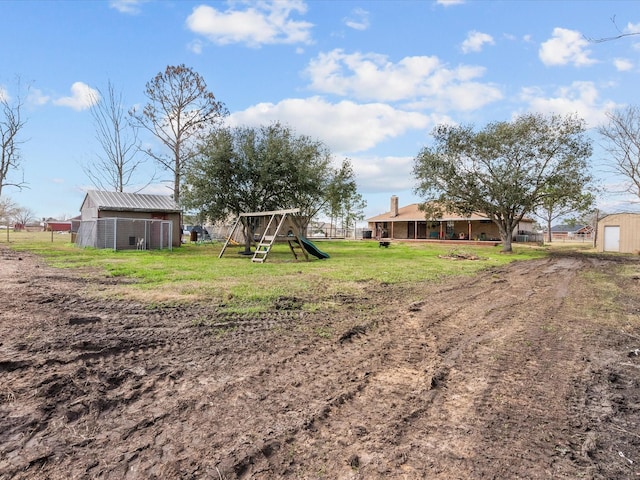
[603,226,620,252]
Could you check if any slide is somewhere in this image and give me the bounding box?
[299,236,330,259]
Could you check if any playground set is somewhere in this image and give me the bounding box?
[219,208,330,263]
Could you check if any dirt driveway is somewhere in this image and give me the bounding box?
[1,245,639,479]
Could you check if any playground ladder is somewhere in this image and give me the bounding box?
[252,212,289,263]
[286,237,308,261]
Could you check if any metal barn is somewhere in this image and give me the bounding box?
[76,190,182,251]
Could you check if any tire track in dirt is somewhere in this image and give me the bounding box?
[383,256,591,478]
[0,255,358,479]
[245,256,591,479]
[3,247,640,479]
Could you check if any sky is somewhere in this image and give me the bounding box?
[1,0,640,223]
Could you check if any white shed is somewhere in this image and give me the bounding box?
[597,213,640,253]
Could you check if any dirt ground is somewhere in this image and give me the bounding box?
[1,245,640,480]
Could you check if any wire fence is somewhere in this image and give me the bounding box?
[76,218,173,251]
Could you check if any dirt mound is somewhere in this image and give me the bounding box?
[1,245,639,479]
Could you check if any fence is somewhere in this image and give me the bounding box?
[550,233,594,243]
[76,218,173,251]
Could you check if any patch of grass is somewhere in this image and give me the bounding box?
[315,326,333,338]
[578,270,619,310]
[5,231,548,312]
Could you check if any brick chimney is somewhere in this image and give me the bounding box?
[390,195,399,218]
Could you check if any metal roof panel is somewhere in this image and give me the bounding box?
[86,190,181,212]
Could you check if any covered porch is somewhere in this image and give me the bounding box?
[370,218,501,242]
[366,196,535,244]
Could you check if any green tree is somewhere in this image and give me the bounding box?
[131,65,227,203]
[324,160,366,237]
[413,113,593,252]
[536,189,594,243]
[340,190,367,238]
[182,123,351,252]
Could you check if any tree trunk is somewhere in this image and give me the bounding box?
[174,167,181,204]
[289,215,309,238]
[497,222,514,253]
[502,229,513,252]
[241,218,253,255]
[546,218,553,243]
[172,141,182,203]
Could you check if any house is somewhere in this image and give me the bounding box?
[549,224,593,240]
[76,190,182,250]
[43,219,72,232]
[597,213,640,253]
[367,196,535,242]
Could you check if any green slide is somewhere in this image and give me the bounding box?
[299,236,330,259]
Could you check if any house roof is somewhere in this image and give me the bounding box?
[44,220,72,224]
[550,224,591,233]
[83,190,181,213]
[368,202,506,223]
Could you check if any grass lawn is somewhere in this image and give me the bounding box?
[3,230,555,312]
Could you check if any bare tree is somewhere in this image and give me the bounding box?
[13,205,35,228]
[0,196,16,241]
[131,65,227,203]
[84,81,151,192]
[0,79,28,197]
[586,16,640,43]
[0,196,15,221]
[598,105,640,198]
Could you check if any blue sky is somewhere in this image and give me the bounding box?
[1,0,639,222]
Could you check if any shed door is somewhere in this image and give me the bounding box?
[603,226,620,252]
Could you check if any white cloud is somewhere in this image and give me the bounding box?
[109,0,147,15]
[228,96,431,153]
[625,22,640,33]
[27,88,50,106]
[53,82,100,111]
[539,27,597,67]
[344,8,370,31]
[461,31,495,53]
[188,39,204,54]
[304,49,502,111]
[424,82,503,111]
[0,86,7,102]
[613,58,634,71]
[185,1,313,48]
[436,0,465,6]
[350,155,417,192]
[519,81,621,127]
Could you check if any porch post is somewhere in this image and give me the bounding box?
[468,221,471,240]
[414,221,417,239]
[439,222,443,239]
